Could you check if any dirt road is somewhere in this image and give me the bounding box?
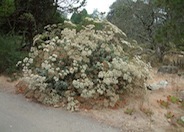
[0,76,120,132]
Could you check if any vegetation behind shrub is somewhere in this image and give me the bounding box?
[0,35,27,74]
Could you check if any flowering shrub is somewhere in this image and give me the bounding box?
[16,18,151,111]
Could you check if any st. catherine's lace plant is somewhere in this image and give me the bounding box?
[16,17,151,111]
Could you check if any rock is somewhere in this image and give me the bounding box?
[147,80,168,90]
[167,118,171,122]
[157,65,178,74]
[181,116,184,123]
[179,91,184,100]
[159,80,169,86]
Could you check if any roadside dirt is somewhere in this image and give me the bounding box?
[80,69,184,132]
[0,68,184,132]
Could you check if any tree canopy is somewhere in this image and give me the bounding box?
[107,0,184,57]
[107,0,158,45]
[71,9,88,24]
[154,0,184,50]
[0,0,86,49]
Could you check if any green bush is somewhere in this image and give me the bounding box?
[0,35,27,74]
[17,18,151,111]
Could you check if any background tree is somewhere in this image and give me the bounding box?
[70,8,106,25]
[0,0,86,74]
[0,0,15,34]
[0,0,86,49]
[154,0,184,50]
[107,0,184,61]
[90,9,106,20]
[71,9,88,24]
[107,0,158,46]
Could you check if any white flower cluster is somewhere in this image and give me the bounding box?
[29,47,39,58]
[72,78,94,89]
[66,97,79,111]
[111,57,128,71]
[42,42,56,52]
[49,54,57,62]
[41,60,51,70]
[43,90,61,105]
[23,74,47,91]
[22,57,33,65]
[16,61,22,67]
[62,28,76,40]
[98,70,120,85]
[16,57,34,76]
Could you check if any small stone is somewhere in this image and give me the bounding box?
[181,116,184,123]
[179,91,184,100]
[147,80,168,90]
[157,65,178,74]
[158,80,168,87]
[167,118,171,122]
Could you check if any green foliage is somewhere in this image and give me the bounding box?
[0,0,15,17]
[165,111,174,119]
[124,108,135,115]
[107,0,157,45]
[154,0,184,50]
[157,99,170,108]
[0,35,27,74]
[50,11,66,24]
[70,10,104,32]
[0,0,15,30]
[79,17,104,30]
[140,107,154,117]
[107,0,184,63]
[71,9,89,24]
[167,95,179,104]
[18,12,36,31]
[0,0,84,49]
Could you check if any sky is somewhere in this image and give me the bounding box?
[85,0,116,14]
